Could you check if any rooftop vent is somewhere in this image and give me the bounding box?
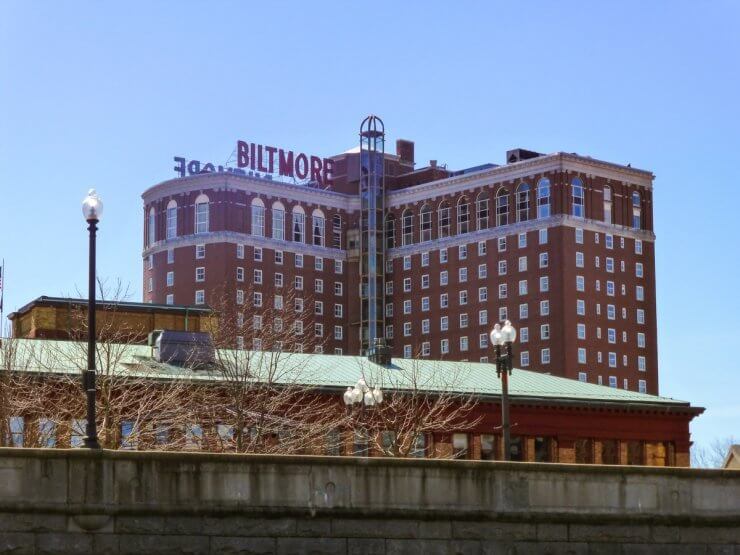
[506,148,544,164]
[368,338,392,366]
[153,330,215,369]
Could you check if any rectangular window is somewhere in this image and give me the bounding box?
[636,262,644,278]
[403,277,412,292]
[499,307,508,321]
[334,303,343,318]
[421,252,430,267]
[638,356,646,372]
[168,248,175,264]
[577,323,586,340]
[315,301,324,315]
[520,327,529,343]
[479,309,488,325]
[575,228,584,244]
[195,267,205,282]
[576,299,585,315]
[440,293,448,308]
[440,248,448,263]
[519,303,528,320]
[539,276,549,292]
[478,264,487,279]
[251,204,265,236]
[440,270,448,286]
[315,323,324,337]
[498,283,508,299]
[166,271,174,287]
[606,257,614,273]
[478,287,487,302]
[608,352,617,367]
[440,316,449,331]
[578,372,587,382]
[636,286,645,301]
[421,297,430,311]
[459,268,468,283]
[609,376,617,388]
[253,247,262,261]
[275,273,283,287]
[479,333,488,348]
[315,256,324,271]
[518,232,527,248]
[635,240,643,255]
[576,275,585,292]
[498,237,507,252]
[637,332,646,348]
[334,326,343,340]
[578,348,587,364]
[403,255,411,270]
[542,348,551,364]
[459,336,469,352]
[422,319,430,334]
[294,298,304,312]
[459,313,468,328]
[441,339,449,354]
[520,351,530,366]
[275,251,284,265]
[165,294,173,305]
[274,295,283,310]
[295,253,303,268]
[334,260,343,274]
[478,241,487,256]
[458,244,467,260]
[314,278,323,293]
[576,252,584,268]
[404,300,412,314]
[540,300,549,316]
[539,228,548,244]
[539,252,548,268]
[518,280,527,295]
[541,324,550,340]
[195,290,205,305]
[607,281,615,296]
[334,282,343,296]
[236,267,244,282]
[459,290,468,305]
[195,244,206,259]
[421,342,430,357]
[606,234,613,249]
[638,380,647,393]
[518,256,527,272]
[607,304,616,320]
[637,309,645,324]
[386,325,393,339]
[253,292,262,307]
[404,345,412,358]
[498,260,507,275]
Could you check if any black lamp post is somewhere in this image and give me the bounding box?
[490,320,517,461]
[82,189,103,449]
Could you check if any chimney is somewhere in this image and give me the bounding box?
[396,139,415,165]
[430,160,437,168]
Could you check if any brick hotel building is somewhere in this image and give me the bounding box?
[142,124,657,393]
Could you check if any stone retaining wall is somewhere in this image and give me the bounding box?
[0,448,737,554]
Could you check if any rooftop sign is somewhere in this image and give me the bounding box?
[236,140,334,187]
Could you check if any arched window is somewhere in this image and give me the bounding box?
[438,201,451,238]
[457,197,470,234]
[166,200,177,240]
[195,194,209,234]
[385,214,396,249]
[603,186,613,224]
[250,198,265,236]
[537,178,551,219]
[332,214,342,249]
[148,207,156,245]
[292,206,306,243]
[476,192,489,230]
[496,188,509,226]
[419,204,432,242]
[632,191,641,229]
[571,178,585,218]
[272,201,285,240]
[402,209,414,246]
[516,183,531,222]
[312,208,325,246]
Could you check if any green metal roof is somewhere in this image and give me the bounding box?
[3,339,694,409]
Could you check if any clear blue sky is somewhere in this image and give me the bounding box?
[1,1,738,452]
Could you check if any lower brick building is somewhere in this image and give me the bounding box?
[2,336,701,466]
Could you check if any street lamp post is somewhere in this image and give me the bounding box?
[342,378,383,455]
[82,189,103,449]
[490,320,517,461]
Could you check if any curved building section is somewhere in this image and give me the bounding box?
[143,135,658,394]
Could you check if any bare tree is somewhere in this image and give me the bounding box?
[692,436,737,468]
[345,355,482,458]
[34,280,195,450]
[196,288,343,455]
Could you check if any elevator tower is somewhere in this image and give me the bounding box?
[358,115,386,355]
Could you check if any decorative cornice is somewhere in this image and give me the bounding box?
[142,231,348,260]
[387,215,655,259]
[142,174,359,212]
